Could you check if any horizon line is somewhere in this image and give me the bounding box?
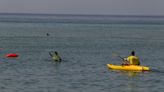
[0,12,164,17]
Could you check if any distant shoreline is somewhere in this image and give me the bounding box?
[0,12,164,18]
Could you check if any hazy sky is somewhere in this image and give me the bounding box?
[0,0,163,15]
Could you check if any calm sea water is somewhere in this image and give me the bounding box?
[0,14,164,92]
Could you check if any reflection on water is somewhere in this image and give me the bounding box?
[108,69,151,77]
[124,71,139,77]
[108,69,154,92]
[125,82,140,92]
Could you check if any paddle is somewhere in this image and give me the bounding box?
[112,52,124,61]
[112,52,129,65]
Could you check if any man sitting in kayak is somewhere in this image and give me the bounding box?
[123,51,140,65]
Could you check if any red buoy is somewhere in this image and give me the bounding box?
[6,53,18,58]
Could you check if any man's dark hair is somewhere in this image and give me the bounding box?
[131,51,135,56]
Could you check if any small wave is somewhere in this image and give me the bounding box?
[150,68,164,74]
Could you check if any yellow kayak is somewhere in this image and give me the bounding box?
[107,64,150,71]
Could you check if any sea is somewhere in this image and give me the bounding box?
[0,13,164,92]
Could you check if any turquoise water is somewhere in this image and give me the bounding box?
[0,14,164,92]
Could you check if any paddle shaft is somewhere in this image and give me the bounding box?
[117,55,124,61]
[112,52,129,64]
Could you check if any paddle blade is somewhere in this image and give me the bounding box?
[112,52,119,57]
[112,52,124,60]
